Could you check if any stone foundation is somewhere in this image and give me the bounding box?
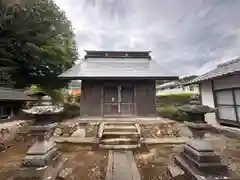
[141,122,180,138]
[0,120,32,152]
[53,122,99,138]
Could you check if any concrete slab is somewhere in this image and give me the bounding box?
[105,150,140,180]
[143,137,188,144]
[52,137,98,144]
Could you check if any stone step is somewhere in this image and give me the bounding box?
[100,138,139,145]
[103,131,138,135]
[104,125,137,131]
[104,125,136,129]
[99,144,140,150]
[104,122,136,125]
[102,131,139,138]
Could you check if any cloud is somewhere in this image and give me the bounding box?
[55,0,240,76]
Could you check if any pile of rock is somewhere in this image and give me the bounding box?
[0,120,27,151]
[53,123,85,137]
[141,123,180,138]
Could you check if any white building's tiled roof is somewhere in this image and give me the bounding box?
[186,58,240,84]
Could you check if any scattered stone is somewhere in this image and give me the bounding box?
[71,128,85,137]
[58,168,73,180]
[142,123,179,138]
[54,127,63,136]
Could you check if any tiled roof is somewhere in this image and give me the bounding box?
[0,87,37,101]
[59,57,178,80]
[186,58,240,84]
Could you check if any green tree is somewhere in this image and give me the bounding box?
[0,0,78,88]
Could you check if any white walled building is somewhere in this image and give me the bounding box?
[187,58,240,128]
[156,80,199,94]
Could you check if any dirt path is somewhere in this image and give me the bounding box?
[106,150,140,180]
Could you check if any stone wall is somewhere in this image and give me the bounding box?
[141,122,180,138]
[53,122,99,138]
[0,120,29,151]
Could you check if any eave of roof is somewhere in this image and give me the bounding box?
[0,87,37,101]
[85,50,151,53]
[185,58,240,85]
[59,76,179,80]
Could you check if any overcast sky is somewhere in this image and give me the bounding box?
[55,0,240,76]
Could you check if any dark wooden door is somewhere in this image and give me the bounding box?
[103,86,119,116]
[120,85,135,116]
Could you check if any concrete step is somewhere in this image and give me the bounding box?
[104,125,137,131]
[104,122,136,125]
[100,138,139,145]
[103,131,138,135]
[102,131,139,138]
[99,144,140,150]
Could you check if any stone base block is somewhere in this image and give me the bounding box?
[13,158,67,180]
[22,147,58,167]
[174,155,237,180]
[181,152,228,174]
[184,144,221,163]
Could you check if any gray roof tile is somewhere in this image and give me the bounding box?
[59,57,177,80]
[0,88,37,101]
[187,58,240,84]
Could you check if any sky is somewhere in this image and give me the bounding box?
[55,0,240,76]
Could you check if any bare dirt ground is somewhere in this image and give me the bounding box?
[0,136,108,180]
[0,137,33,180]
[134,145,181,180]
[134,133,240,180]
[61,150,108,180]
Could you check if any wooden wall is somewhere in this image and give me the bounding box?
[80,80,156,117]
[135,80,156,116]
[80,80,102,117]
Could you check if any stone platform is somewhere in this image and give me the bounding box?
[11,124,67,180]
[170,139,239,180]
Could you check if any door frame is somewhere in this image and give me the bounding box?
[101,84,135,117]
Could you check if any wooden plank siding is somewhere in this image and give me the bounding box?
[80,80,156,117]
[135,80,156,116]
[80,80,102,117]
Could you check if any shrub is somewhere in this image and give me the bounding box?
[156,92,197,107]
[61,103,80,119]
[157,106,189,121]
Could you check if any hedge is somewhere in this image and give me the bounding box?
[156,92,196,107]
[60,103,80,119]
[157,106,190,122]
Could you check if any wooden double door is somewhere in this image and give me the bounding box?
[103,85,135,116]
